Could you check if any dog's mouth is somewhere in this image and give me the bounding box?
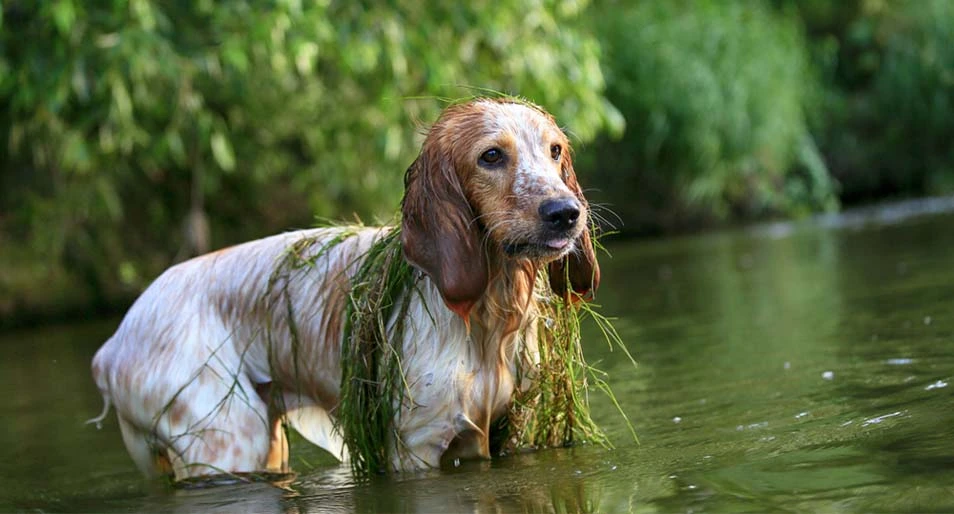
[503,237,573,260]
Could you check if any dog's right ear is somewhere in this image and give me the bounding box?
[401,146,488,322]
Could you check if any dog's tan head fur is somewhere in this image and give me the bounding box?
[401,98,600,319]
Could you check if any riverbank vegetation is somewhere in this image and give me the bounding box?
[2,0,953,325]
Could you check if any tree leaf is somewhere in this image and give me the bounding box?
[51,0,76,37]
[210,131,236,172]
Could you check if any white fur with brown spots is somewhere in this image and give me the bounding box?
[89,98,600,480]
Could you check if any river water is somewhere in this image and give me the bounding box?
[2,205,953,512]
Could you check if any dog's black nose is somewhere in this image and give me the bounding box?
[539,198,580,230]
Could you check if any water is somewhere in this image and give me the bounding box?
[2,207,954,512]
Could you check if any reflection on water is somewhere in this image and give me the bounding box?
[2,207,954,512]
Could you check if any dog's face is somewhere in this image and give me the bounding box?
[402,99,599,318]
[456,101,586,262]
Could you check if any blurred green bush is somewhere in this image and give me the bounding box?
[3,0,954,323]
[0,0,617,318]
[797,0,954,203]
[584,0,837,233]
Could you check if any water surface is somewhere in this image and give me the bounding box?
[2,206,953,512]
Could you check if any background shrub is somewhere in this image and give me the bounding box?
[584,0,837,234]
[797,0,954,203]
[0,0,618,315]
[4,0,954,324]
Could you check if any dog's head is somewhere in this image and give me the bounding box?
[401,98,599,319]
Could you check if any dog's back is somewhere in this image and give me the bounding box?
[89,226,384,478]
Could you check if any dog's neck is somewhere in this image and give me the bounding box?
[432,255,542,462]
[472,255,540,336]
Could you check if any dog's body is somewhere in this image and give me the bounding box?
[90,98,599,480]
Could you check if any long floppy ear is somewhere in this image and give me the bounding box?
[549,150,600,302]
[401,146,488,320]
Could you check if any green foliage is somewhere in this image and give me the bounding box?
[337,227,415,476]
[0,0,616,304]
[797,0,954,202]
[6,0,954,321]
[585,0,837,232]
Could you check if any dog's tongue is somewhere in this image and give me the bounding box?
[547,239,569,250]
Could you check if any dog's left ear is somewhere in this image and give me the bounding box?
[549,150,600,302]
[401,145,488,321]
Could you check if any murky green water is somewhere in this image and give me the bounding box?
[2,206,954,512]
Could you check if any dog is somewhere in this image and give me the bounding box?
[89,98,600,481]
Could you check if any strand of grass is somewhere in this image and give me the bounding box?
[569,222,638,443]
[552,298,609,447]
[402,89,523,107]
[504,292,610,451]
[265,227,370,446]
[577,300,637,368]
[338,228,416,476]
[588,366,639,444]
[582,226,639,442]
[514,222,638,449]
[152,333,263,442]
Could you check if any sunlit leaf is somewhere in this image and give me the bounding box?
[130,0,155,31]
[51,0,76,37]
[164,131,186,166]
[294,41,318,75]
[71,60,90,101]
[118,261,140,287]
[222,40,248,73]
[62,131,91,174]
[96,176,123,221]
[110,76,133,120]
[210,131,236,172]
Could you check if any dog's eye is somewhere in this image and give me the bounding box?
[479,148,504,167]
[550,144,562,161]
